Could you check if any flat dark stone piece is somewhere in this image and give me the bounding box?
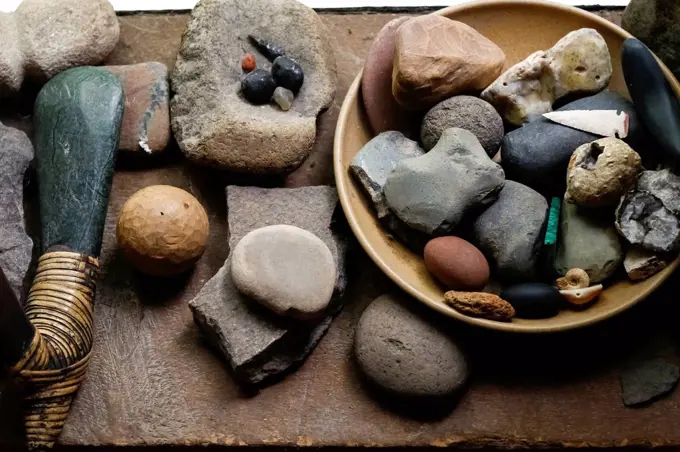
[622,38,680,163]
[621,358,680,407]
[188,186,347,386]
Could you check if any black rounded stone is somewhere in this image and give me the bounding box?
[241,69,276,105]
[500,283,563,319]
[272,56,304,93]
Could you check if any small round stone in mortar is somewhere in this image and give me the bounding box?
[241,69,276,104]
[272,56,304,93]
[117,185,209,276]
[272,86,294,111]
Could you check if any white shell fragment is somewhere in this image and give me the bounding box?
[560,284,604,306]
[543,110,629,138]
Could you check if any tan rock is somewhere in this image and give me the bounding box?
[392,15,505,111]
[624,247,668,281]
[566,138,641,207]
[482,28,612,125]
[444,291,515,322]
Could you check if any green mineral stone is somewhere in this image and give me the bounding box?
[544,196,561,246]
[33,66,124,257]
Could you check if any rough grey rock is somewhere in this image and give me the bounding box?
[637,169,680,214]
[421,95,504,157]
[554,199,623,283]
[502,91,651,193]
[472,181,548,282]
[189,186,347,385]
[350,131,424,219]
[354,294,468,398]
[616,190,680,254]
[622,0,680,81]
[171,0,336,173]
[0,122,34,300]
[621,358,680,407]
[231,225,336,320]
[1,0,119,96]
[384,128,505,235]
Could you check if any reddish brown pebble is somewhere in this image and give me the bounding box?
[424,236,490,290]
[242,54,256,72]
[105,62,170,154]
[117,185,210,277]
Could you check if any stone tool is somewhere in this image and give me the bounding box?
[543,110,629,138]
[1,66,123,449]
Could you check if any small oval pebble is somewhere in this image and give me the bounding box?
[355,294,468,397]
[241,54,256,72]
[231,225,336,320]
[500,283,563,319]
[241,69,276,104]
[273,86,294,111]
[424,236,489,290]
[272,56,304,93]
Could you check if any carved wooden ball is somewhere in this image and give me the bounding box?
[117,185,210,276]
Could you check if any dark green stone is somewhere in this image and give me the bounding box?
[33,67,124,257]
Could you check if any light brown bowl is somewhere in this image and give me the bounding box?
[333,0,680,333]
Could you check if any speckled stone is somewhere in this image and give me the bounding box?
[354,294,469,398]
[171,0,336,174]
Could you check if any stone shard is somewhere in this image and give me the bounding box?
[1,0,119,96]
[171,0,336,174]
[624,247,667,282]
[482,28,612,125]
[621,358,680,407]
[350,131,424,219]
[384,128,505,235]
[554,199,623,283]
[392,15,505,111]
[188,186,347,386]
[0,121,34,300]
[106,63,170,154]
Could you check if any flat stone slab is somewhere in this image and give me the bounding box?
[189,186,347,385]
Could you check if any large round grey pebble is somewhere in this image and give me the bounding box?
[354,294,468,397]
[421,95,504,157]
[231,224,336,320]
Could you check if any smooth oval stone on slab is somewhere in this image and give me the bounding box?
[502,91,650,193]
[554,199,623,283]
[622,38,680,163]
[361,17,417,135]
[355,294,468,398]
[0,0,119,95]
[421,95,504,157]
[171,0,336,173]
[392,15,505,111]
[424,236,489,290]
[471,180,548,282]
[384,128,505,235]
[231,225,337,320]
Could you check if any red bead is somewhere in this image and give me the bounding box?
[241,54,256,72]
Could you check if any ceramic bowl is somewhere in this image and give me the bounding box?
[333,0,680,333]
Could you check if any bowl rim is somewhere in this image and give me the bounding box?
[333,0,680,333]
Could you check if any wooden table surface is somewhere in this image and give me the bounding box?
[6,9,680,451]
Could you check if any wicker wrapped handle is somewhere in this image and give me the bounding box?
[10,251,99,450]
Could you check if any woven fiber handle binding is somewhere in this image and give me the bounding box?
[10,251,99,450]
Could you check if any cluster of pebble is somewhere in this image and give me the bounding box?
[352,15,680,323]
[240,35,305,111]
